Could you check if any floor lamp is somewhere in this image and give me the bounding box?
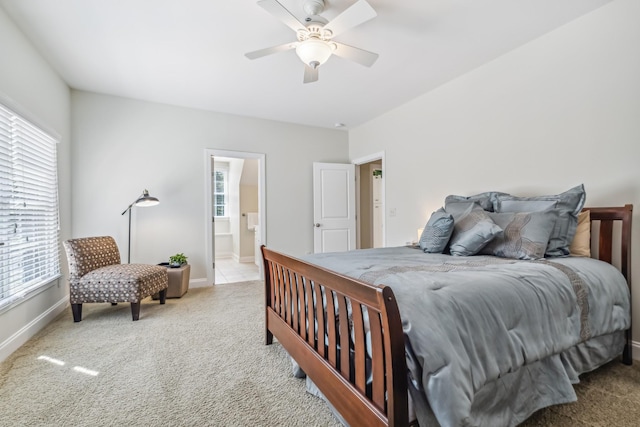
[121,189,160,263]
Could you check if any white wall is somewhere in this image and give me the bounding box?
[70,91,349,281]
[349,0,640,350]
[0,7,71,361]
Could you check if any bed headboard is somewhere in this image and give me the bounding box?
[586,204,633,364]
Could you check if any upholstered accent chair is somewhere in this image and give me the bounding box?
[62,236,168,322]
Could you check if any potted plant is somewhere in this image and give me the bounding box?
[169,253,188,268]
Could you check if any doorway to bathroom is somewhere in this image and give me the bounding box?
[204,149,265,284]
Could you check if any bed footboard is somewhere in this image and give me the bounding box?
[261,246,408,427]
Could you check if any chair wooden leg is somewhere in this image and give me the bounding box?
[159,288,167,304]
[111,302,118,306]
[131,302,141,321]
[72,304,82,322]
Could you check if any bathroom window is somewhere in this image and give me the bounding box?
[213,165,228,217]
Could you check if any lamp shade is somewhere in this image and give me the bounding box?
[135,189,159,207]
[295,39,333,68]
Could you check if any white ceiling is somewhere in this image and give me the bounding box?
[1,0,611,130]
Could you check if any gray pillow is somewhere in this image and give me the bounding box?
[493,184,586,257]
[445,191,508,212]
[419,208,454,253]
[448,204,502,256]
[481,210,559,260]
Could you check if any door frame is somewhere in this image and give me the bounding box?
[352,151,385,249]
[204,149,266,284]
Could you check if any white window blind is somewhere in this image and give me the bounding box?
[0,103,60,308]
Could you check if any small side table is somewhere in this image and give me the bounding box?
[153,264,190,299]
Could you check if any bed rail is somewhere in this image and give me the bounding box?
[261,246,408,427]
[585,204,633,364]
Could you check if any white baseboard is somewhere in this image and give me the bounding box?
[0,296,68,363]
[189,278,210,289]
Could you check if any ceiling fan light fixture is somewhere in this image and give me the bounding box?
[247,0,378,82]
[295,38,333,68]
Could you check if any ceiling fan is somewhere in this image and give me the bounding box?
[245,0,379,83]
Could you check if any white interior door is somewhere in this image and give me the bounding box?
[313,162,356,253]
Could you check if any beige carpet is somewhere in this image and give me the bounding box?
[0,281,639,427]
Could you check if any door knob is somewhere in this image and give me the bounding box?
[314,223,321,227]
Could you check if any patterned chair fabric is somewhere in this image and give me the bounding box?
[63,236,168,321]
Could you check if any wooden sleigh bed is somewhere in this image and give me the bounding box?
[261,204,633,427]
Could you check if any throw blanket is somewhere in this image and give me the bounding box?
[303,247,630,427]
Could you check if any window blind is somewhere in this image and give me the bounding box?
[0,103,60,308]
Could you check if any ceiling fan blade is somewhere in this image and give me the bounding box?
[303,65,319,84]
[257,0,307,33]
[245,42,297,60]
[323,0,377,38]
[331,41,378,67]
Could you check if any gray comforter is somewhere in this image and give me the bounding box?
[302,247,630,427]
